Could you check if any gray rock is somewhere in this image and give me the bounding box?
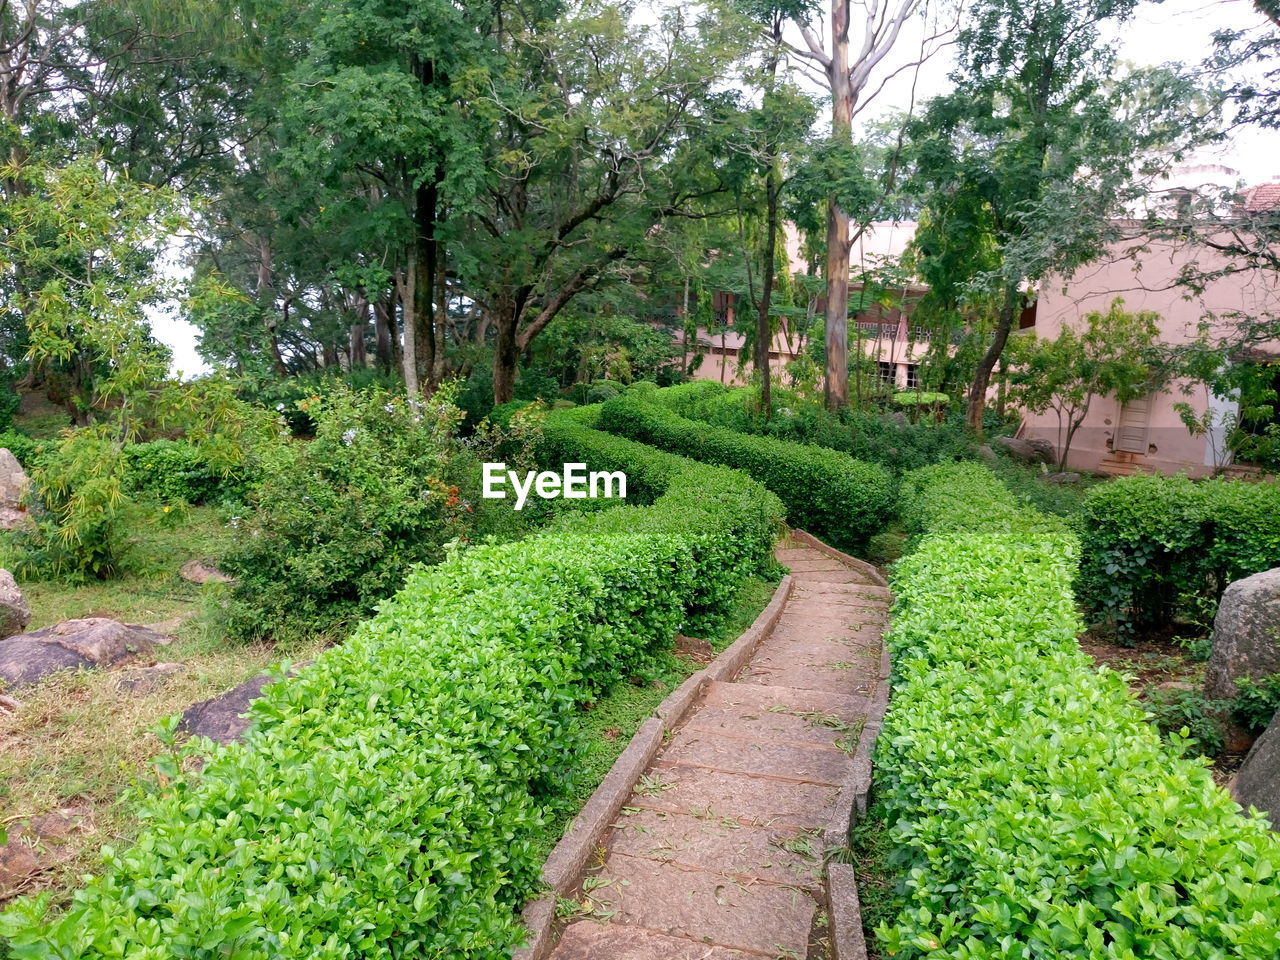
[976,444,998,462]
[994,435,1054,465]
[179,667,306,743]
[179,559,233,585]
[1233,709,1280,829]
[1205,568,1280,702]
[115,662,185,695]
[1043,471,1082,485]
[0,618,164,689]
[0,448,32,531]
[0,569,30,637]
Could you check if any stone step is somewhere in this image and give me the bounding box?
[607,807,824,892]
[626,764,843,830]
[584,853,818,957]
[737,661,877,697]
[679,681,870,750]
[656,728,850,785]
[551,923,759,960]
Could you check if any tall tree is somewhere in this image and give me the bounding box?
[783,0,952,410]
[907,0,1198,434]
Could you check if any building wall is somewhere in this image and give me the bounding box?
[1022,234,1280,476]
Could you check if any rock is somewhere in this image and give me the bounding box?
[0,449,31,531]
[1225,722,1259,756]
[0,807,94,891]
[115,662,185,695]
[1157,679,1196,692]
[0,569,30,637]
[1233,709,1280,828]
[0,618,164,689]
[976,444,998,462]
[1204,568,1280,701]
[1043,471,1082,485]
[179,560,232,585]
[993,435,1054,465]
[180,669,304,744]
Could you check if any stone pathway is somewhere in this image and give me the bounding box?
[549,539,891,960]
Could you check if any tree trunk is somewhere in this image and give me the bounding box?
[967,286,1019,436]
[398,268,420,396]
[432,246,448,387]
[823,0,853,411]
[757,171,779,416]
[373,292,395,372]
[414,180,437,391]
[493,306,519,404]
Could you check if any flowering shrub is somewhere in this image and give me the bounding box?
[874,463,1280,959]
[0,410,781,958]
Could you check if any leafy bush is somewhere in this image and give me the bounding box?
[645,381,977,475]
[1142,685,1229,756]
[1,416,781,959]
[875,463,1280,959]
[897,461,1074,543]
[0,430,41,467]
[220,385,479,643]
[1235,674,1280,733]
[122,439,249,505]
[1079,475,1280,637]
[597,392,893,549]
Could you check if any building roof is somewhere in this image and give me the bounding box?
[1242,181,1280,212]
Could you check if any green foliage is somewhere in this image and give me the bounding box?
[647,381,978,476]
[891,391,948,406]
[875,463,1280,959]
[122,440,249,505]
[0,413,781,958]
[0,430,41,467]
[1079,475,1280,637]
[897,461,1074,542]
[596,392,893,550]
[219,385,479,644]
[1235,674,1280,734]
[1142,686,1229,756]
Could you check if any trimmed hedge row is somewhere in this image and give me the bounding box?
[597,392,893,549]
[875,463,1280,959]
[1,420,782,958]
[897,461,1074,542]
[1079,474,1280,635]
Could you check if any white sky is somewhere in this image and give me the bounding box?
[152,0,1280,376]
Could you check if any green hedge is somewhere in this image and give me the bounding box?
[597,393,893,549]
[874,464,1280,959]
[1,424,782,958]
[122,439,249,505]
[1079,474,1280,636]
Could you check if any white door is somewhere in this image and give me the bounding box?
[1115,395,1152,454]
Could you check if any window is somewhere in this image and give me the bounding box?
[905,364,919,389]
[877,361,896,386]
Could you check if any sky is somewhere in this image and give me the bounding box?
[151,0,1280,377]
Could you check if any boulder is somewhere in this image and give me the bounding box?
[0,448,31,531]
[179,559,233,585]
[994,435,1054,465]
[0,569,30,637]
[180,668,303,743]
[1204,567,1280,702]
[1233,709,1280,829]
[0,807,94,890]
[1042,471,1082,485]
[0,618,164,689]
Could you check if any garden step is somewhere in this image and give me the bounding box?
[626,764,843,829]
[583,853,819,957]
[607,807,825,891]
[544,539,888,960]
[656,728,850,785]
[552,924,760,960]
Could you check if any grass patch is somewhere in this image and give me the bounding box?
[984,452,1106,521]
[534,574,779,859]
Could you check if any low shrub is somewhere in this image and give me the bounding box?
[596,392,893,549]
[1,413,782,958]
[642,381,977,475]
[1235,673,1280,733]
[122,439,249,505]
[873,463,1280,959]
[1079,475,1280,638]
[896,460,1074,542]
